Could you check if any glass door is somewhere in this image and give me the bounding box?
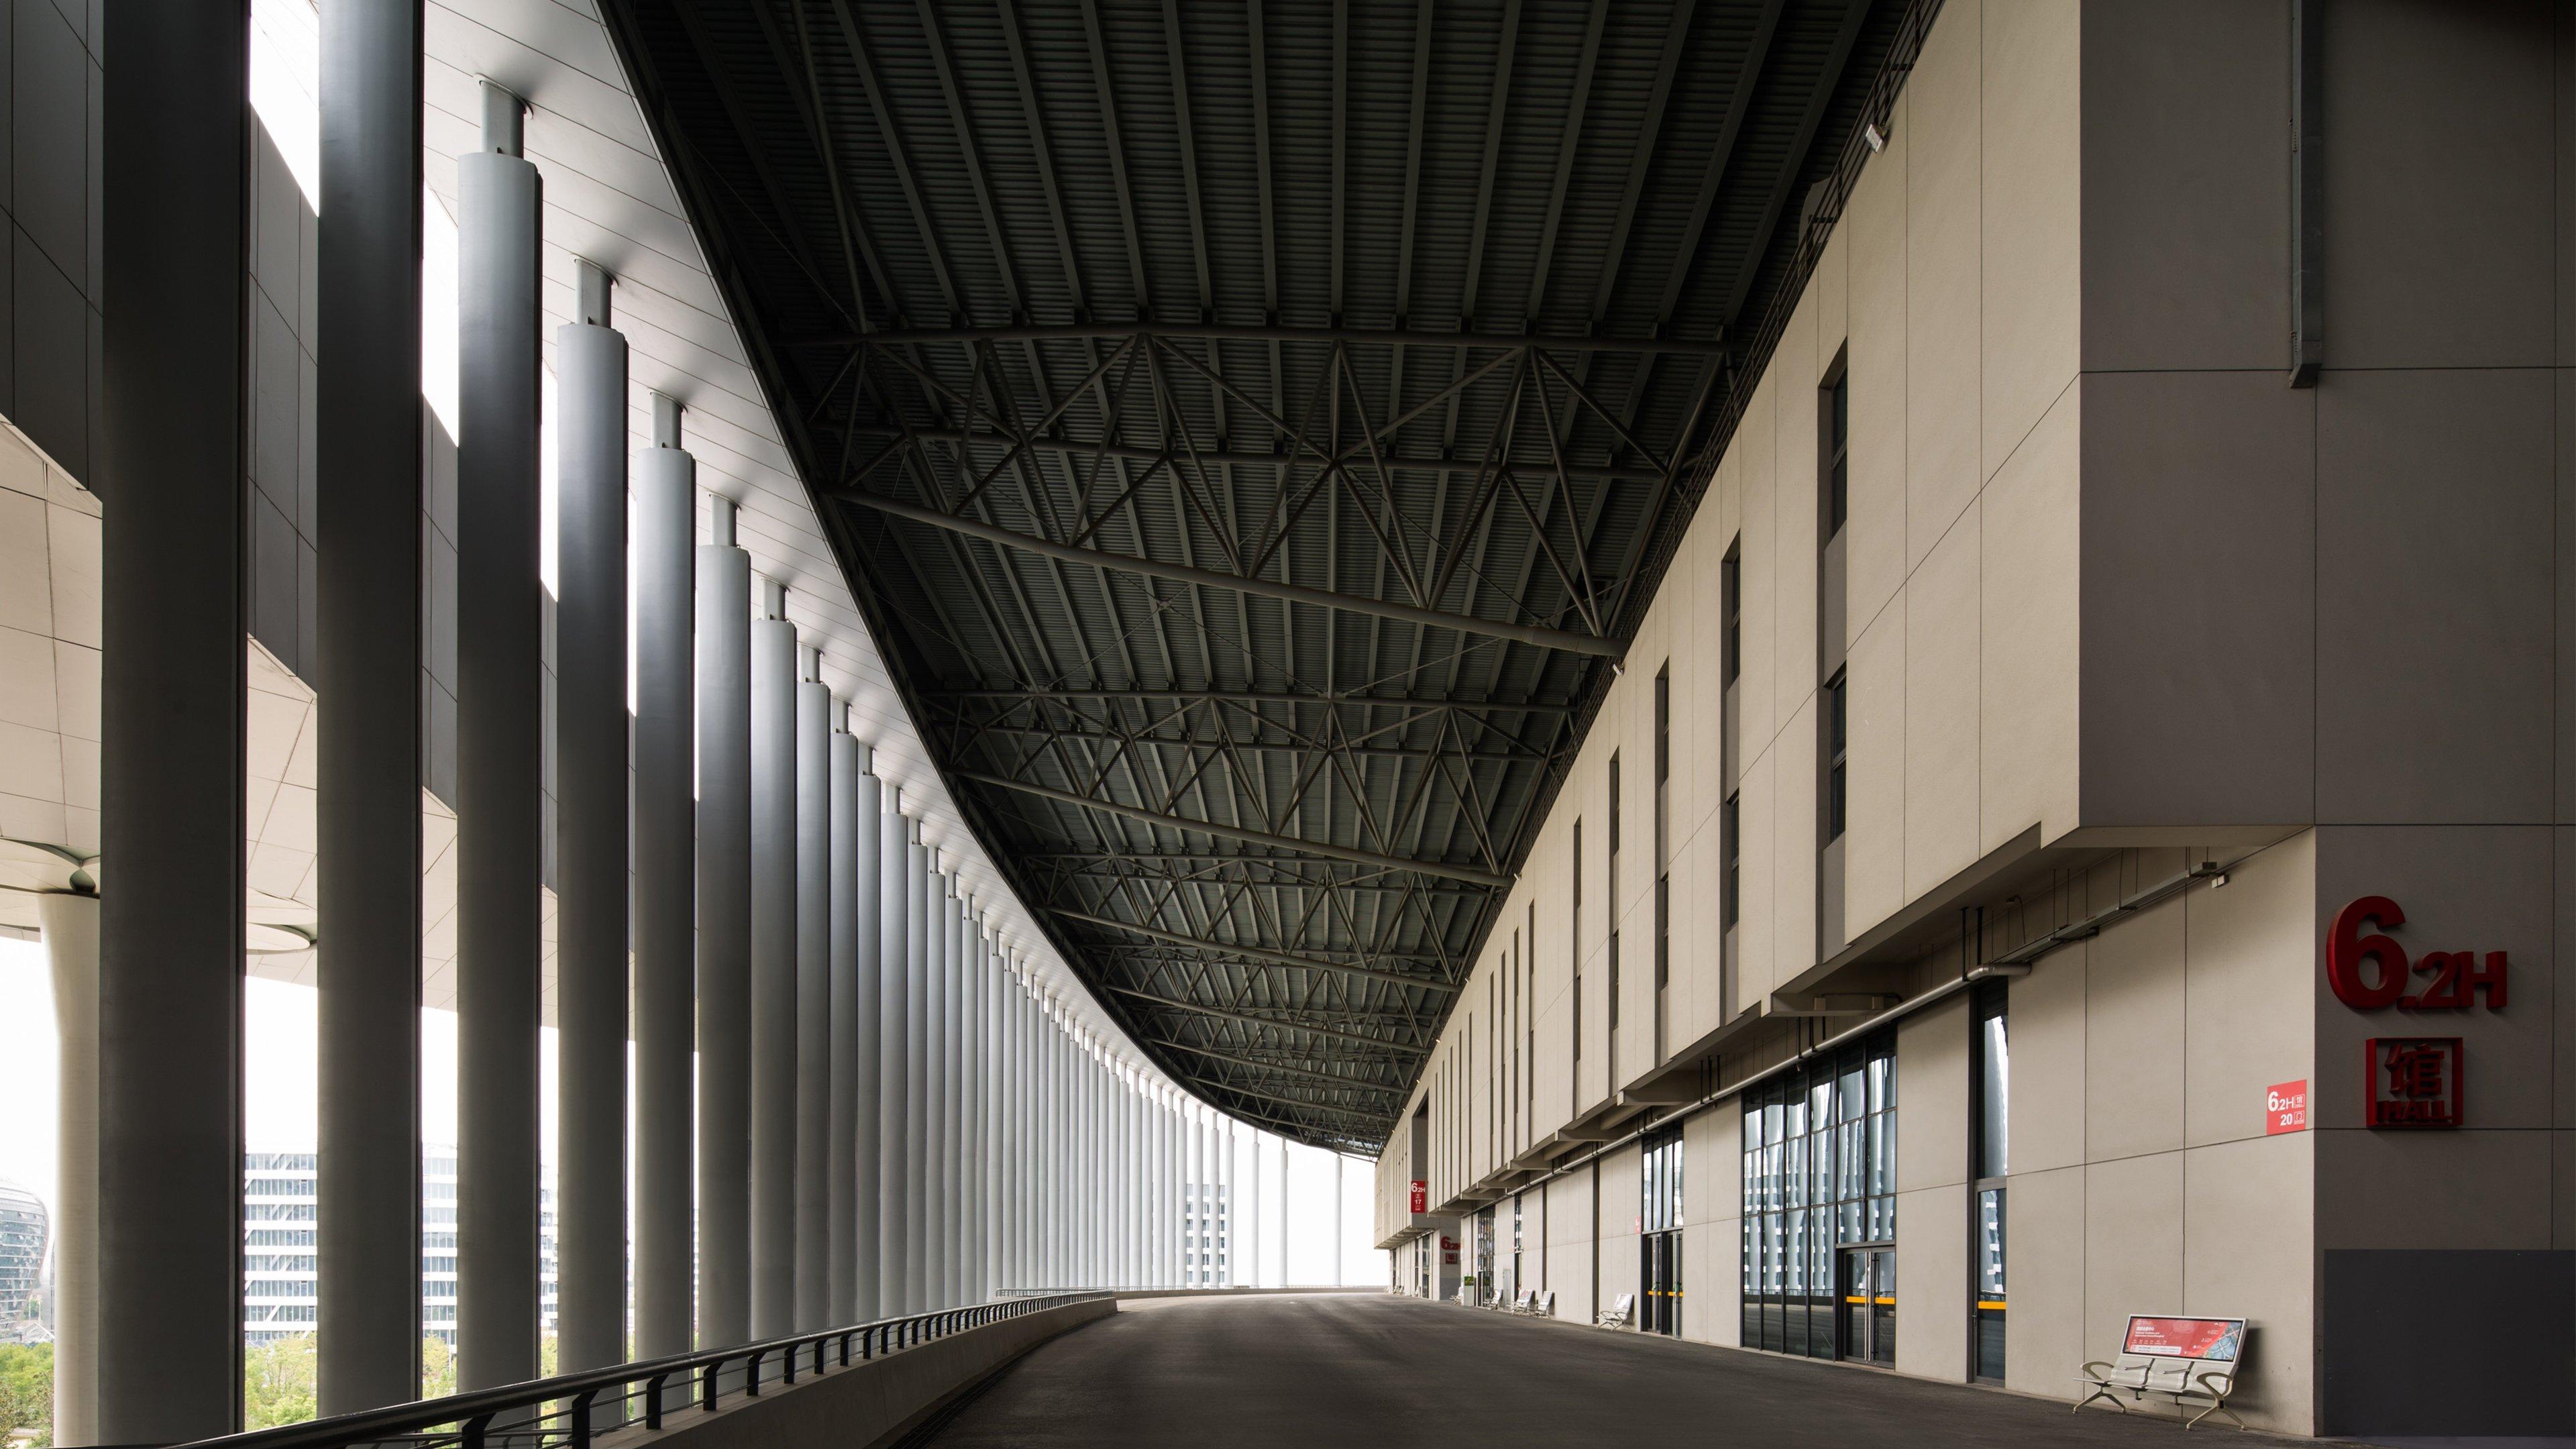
[1640,1232,1682,1336]
[1838,1247,1896,1365]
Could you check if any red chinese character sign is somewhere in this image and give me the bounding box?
[2326,896,2502,1130]
[1409,1179,1427,1214]
[2365,1038,2463,1127]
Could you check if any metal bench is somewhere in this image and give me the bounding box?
[2078,1315,2248,1430]
[1532,1289,1556,1318]
[1595,1291,1635,1329]
[1508,1288,1537,1313]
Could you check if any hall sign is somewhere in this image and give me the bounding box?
[1410,1179,1427,1214]
[2326,896,2502,1129]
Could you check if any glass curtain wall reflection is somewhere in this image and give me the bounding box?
[1741,1034,1894,1359]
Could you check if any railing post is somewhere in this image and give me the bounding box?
[782,1342,796,1385]
[462,1411,494,1449]
[702,1360,720,1411]
[749,1348,767,1394]
[568,1388,598,1449]
[645,1373,668,1430]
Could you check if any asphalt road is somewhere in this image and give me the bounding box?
[918,1292,2309,1448]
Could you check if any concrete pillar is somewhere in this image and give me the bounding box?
[945,882,965,1304]
[40,894,97,1443]
[633,397,695,1364]
[749,581,798,1338]
[555,260,629,1383]
[828,725,874,1325]
[874,795,908,1318]
[960,910,981,1303]
[1042,1003,1058,1289]
[917,861,937,1304]
[1120,1075,1135,1287]
[994,959,1014,1284]
[454,79,544,1392]
[1334,1152,1346,1286]
[1250,1127,1263,1288]
[903,834,930,1311]
[315,0,426,1415]
[97,10,250,1436]
[1084,1038,1095,1286]
[793,647,830,1330]
[696,498,753,1350]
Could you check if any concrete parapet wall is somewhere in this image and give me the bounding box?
[596,1298,1115,1449]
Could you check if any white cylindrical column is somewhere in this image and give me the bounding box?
[829,711,860,1320]
[903,833,930,1311]
[555,258,629,1385]
[958,903,977,1304]
[965,918,985,1302]
[947,883,967,1303]
[749,581,798,1340]
[875,794,908,1318]
[633,398,695,1366]
[793,646,831,1330]
[923,867,949,1306]
[314,0,426,1411]
[455,80,544,1391]
[41,892,97,1444]
[696,497,753,1352]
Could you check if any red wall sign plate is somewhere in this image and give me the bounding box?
[2364,1036,2463,1128]
[2264,1079,2308,1135]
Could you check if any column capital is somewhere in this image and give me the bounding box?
[574,258,613,327]
[476,77,526,156]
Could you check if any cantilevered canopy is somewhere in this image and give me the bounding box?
[602,0,1919,1152]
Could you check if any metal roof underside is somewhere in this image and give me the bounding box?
[601,0,1917,1152]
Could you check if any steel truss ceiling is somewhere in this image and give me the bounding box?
[603,0,1923,1152]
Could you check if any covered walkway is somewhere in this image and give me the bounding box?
[922,1295,2289,1448]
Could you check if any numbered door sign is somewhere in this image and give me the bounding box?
[2265,1079,2307,1135]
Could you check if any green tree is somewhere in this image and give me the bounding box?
[421,1336,456,1399]
[0,1342,51,1448]
[242,1334,319,1430]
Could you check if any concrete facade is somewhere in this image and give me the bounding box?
[1379,1,2576,1438]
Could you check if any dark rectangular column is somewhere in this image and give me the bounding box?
[314,0,424,1417]
[97,5,249,1440]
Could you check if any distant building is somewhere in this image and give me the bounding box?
[244,1150,557,1346]
[1182,1183,1229,1287]
[0,1179,46,1336]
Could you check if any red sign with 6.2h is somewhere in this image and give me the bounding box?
[2327,896,2507,1011]
[2326,897,2503,1130]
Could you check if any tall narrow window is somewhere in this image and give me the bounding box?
[1971,981,2010,1383]
[1571,819,1583,1083]
[1825,671,1848,843]
[1607,755,1622,1054]
[1654,668,1670,1060]
[1722,794,1741,930]
[1723,549,1742,686]
[1825,373,1849,539]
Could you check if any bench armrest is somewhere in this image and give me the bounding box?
[2192,1370,2235,1398]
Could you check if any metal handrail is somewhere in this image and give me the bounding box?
[172,1292,1112,1449]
